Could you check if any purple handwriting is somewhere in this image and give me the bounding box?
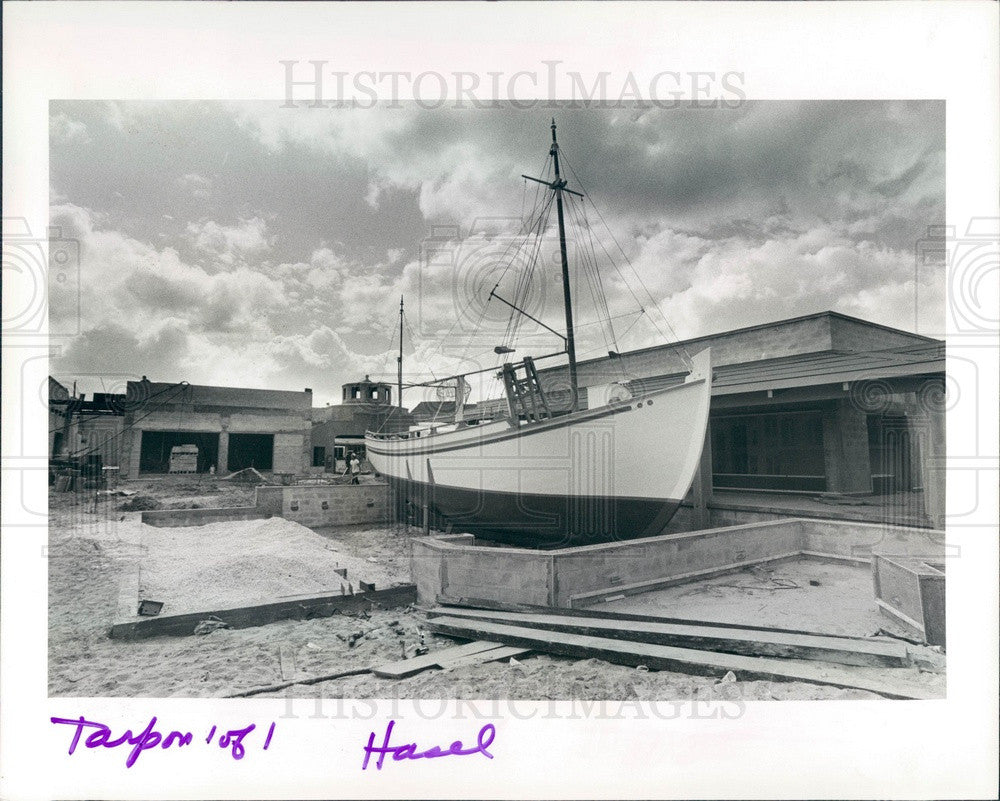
[362,719,495,770]
[50,716,275,768]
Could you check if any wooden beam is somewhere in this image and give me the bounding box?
[109,584,417,641]
[425,607,909,668]
[373,641,506,679]
[437,645,531,671]
[435,595,896,641]
[424,616,934,700]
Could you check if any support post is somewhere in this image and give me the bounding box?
[918,403,946,529]
[128,428,143,479]
[217,430,229,475]
[691,424,714,529]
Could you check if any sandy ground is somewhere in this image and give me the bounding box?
[49,484,945,701]
[139,518,400,615]
[596,560,886,637]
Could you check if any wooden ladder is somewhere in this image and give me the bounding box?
[500,356,553,425]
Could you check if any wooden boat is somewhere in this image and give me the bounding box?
[366,122,711,547]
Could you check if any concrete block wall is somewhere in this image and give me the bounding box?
[255,486,284,516]
[442,546,551,606]
[411,534,474,604]
[279,484,389,527]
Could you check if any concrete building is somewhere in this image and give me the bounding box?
[49,378,126,469]
[311,377,413,470]
[119,379,314,479]
[538,311,945,529]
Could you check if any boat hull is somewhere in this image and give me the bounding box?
[367,348,712,548]
[385,474,681,547]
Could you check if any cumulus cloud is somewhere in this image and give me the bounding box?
[186,217,271,266]
[50,100,945,404]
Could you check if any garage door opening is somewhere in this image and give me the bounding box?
[228,433,274,472]
[139,431,220,474]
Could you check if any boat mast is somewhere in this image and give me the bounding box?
[397,295,404,408]
[550,120,578,409]
[518,121,585,412]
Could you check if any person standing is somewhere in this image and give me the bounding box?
[350,453,361,484]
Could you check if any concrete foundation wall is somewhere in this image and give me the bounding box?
[551,522,802,605]
[141,483,389,528]
[802,519,944,560]
[872,554,946,646]
[410,518,946,607]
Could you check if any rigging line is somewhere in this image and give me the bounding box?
[567,199,611,358]
[374,307,401,387]
[510,205,551,337]
[400,308,433,382]
[415,154,556,377]
[567,197,610,338]
[499,193,555,353]
[455,174,554,361]
[572,196,631,383]
[419,175,554,373]
[558,150,693,368]
[574,309,644,330]
[566,197,625,380]
[616,308,646,344]
[578,199,619,348]
[508,213,554,351]
[488,154,554,297]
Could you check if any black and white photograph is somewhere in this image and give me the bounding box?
[45,98,949,703]
[2,3,998,800]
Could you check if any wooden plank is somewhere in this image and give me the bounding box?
[373,641,505,679]
[424,616,934,700]
[436,595,897,642]
[437,646,531,672]
[426,607,909,668]
[109,584,417,641]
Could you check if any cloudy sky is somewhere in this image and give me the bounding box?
[49,100,944,406]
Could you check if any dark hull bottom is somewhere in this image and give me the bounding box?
[388,476,681,549]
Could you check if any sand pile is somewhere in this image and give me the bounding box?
[138,517,397,615]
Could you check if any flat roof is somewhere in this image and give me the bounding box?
[624,341,945,397]
[572,310,940,370]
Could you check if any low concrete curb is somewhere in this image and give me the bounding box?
[109,583,417,641]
